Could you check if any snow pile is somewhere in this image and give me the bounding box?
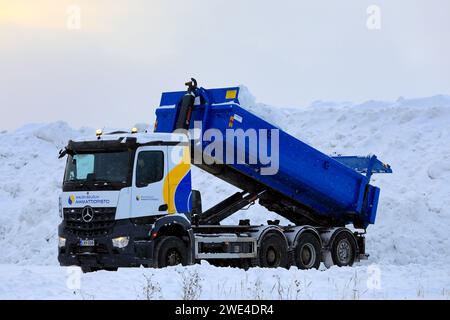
[0,92,449,298]
[0,122,93,264]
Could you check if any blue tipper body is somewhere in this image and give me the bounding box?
[154,86,392,229]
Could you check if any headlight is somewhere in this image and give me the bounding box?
[112,236,129,248]
[58,237,66,248]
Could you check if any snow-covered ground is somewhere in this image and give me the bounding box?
[0,90,449,299]
[1,262,449,299]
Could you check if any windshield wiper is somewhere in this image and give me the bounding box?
[88,179,127,186]
[65,179,85,184]
[63,180,92,191]
[64,179,126,191]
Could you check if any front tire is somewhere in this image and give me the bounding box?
[81,267,117,273]
[103,267,118,272]
[155,236,188,268]
[294,233,321,269]
[81,266,99,273]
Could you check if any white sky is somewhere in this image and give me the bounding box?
[1,0,449,130]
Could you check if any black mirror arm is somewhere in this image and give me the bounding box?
[58,148,68,159]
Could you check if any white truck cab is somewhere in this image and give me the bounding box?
[58,130,197,271]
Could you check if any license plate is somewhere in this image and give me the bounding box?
[79,239,95,247]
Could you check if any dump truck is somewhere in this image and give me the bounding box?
[58,79,391,272]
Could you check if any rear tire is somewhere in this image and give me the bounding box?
[331,232,357,267]
[294,233,321,269]
[155,236,188,268]
[257,233,289,268]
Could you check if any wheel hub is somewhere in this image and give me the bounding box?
[166,249,182,266]
[337,239,352,264]
[266,247,279,266]
[300,243,316,268]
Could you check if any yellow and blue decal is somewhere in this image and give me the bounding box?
[68,195,75,205]
[163,146,192,214]
[66,193,112,206]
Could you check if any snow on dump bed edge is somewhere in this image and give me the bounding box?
[0,93,450,268]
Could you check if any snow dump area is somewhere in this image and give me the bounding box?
[0,91,449,299]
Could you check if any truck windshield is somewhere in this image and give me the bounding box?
[64,151,133,186]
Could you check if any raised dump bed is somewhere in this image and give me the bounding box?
[155,85,391,229]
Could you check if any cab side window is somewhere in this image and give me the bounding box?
[136,151,164,187]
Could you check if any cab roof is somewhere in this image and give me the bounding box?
[71,131,188,144]
[64,131,188,155]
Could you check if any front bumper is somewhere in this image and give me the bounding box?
[58,219,155,268]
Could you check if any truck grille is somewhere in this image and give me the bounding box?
[63,207,116,237]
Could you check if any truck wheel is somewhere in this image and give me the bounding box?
[103,267,118,272]
[81,267,117,273]
[294,233,321,269]
[156,236,188,268]
[81,266,99,273]
[258,233,288,268]
[331,232,356,267]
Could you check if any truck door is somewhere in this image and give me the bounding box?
[131,146,168,218]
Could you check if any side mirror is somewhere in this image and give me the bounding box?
[191,190,202,215]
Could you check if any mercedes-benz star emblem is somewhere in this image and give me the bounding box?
[82,206,94,223]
